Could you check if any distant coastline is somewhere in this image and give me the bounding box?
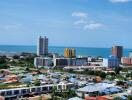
[0,45,131,57]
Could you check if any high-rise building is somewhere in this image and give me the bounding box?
[64,48,76,58]
[129,51,132,58]
[37,36,48,56]
[64,48,70,58]
[71,49,76,58]
[112,46,123,61]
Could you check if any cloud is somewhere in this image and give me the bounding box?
[74,19,87,25]
[72,12,88,18]
[84,23,104,30]
[109,0,131,3]
[2,24,22,30]
[72,11,104,30]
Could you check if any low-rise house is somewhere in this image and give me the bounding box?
[127,87,132,95]
[76,83,115,97]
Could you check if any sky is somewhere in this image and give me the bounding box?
[0,0,132,48]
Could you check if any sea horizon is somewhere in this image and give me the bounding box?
[0,44,131,57]
[0,44,132,49]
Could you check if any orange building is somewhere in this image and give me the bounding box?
[64,48,76,58]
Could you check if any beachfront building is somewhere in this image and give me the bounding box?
[53,57,76,67]
[121,57,132,65]
[129,52,132,58]
[103,55,119,68]
[75,57,88,66]
[53,57,88,67]
[112,46,123,62]
[37,36,48,56]
[64,48,76,58]
[34,56,88,68]
[34,57,53,68]
[88,57,103,66]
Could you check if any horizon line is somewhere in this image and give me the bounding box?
[0,44,131,49]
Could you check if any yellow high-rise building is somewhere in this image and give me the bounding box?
[64,48,76,58]
[71,48,76,58]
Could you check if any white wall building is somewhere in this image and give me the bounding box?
[53,57,88,67]
[103,55,119,68]
[75,58,88,66]
[34,57,53,68]
[53,58,75,67]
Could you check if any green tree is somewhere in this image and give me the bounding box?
[51,86,57,100]
[114,97,122,100]
[34,80,41,86]
[82,92,85,99]
[115,67,122,74]
[127,95,132,100]
[99,72,106,79]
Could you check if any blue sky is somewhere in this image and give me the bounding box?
[0,0,132,48]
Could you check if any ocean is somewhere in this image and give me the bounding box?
[0,45,131,57]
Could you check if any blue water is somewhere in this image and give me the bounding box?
[0,45,131,57]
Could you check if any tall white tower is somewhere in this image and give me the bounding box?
[37,36,48,56]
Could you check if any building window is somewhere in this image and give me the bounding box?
[42,87,48,91]
[37,88,41,92]
[49,86,53,90]
[1,92,5,96]
[31,88,36,92]
[22,89,26,94]
[14,90,19,95]
[27,89,30,93]
[7,91,12,95]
